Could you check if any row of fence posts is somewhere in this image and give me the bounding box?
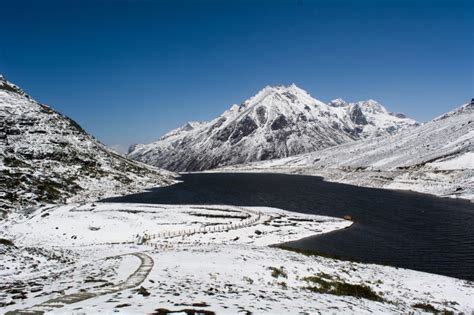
[142,207,262,246]
[73,240,135,248]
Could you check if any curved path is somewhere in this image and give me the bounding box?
[103,172,474,281]
[6,206,261,314]
[6,252,154,315]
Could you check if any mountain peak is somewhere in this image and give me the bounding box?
[357,99,387,114]
[243,83,323,110]
[328,98,348,107]
[129,85,418,172]
[362,99,382,106]
[260,83,308,94]
[182,121,205,131]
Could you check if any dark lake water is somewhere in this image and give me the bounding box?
[103,173,474,281]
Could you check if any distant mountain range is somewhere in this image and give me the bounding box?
[219,100,474,200]
[0,75,174,211]
[2,74,470,208]
[128,84,418,171]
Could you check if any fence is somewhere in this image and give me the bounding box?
[143,207,262,247]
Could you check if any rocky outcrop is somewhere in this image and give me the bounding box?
[0,75,174,211]
[128,84,418,172]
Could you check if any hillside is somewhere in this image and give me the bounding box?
[218,101,474,200]
[0,75,175,212]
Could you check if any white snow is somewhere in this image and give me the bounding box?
[128,84,418,171]
[0,76,175,211]
[1,76,472,314]
[215,102,474,201]
[1,203,473,314]
[429,151,474,170]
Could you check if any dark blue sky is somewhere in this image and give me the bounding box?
[1,0,472,148]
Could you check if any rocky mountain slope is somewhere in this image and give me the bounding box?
[128,84,417,171]
[0,75,175,212]
[219,100,474,200]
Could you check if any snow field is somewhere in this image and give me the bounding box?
[1,203,473,314]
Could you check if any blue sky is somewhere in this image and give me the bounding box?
[0,0,472,148]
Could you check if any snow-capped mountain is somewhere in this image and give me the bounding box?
[328,98,418,138]
[0,75,175,211]
[219,100,474,200]
[128,84,417,171]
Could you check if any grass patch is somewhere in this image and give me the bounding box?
[37,181,62,202]
[411,303,454,314]
[243,276,254,284]
[269,266,287,279]
[115,175,133,185]
[316,272,333,280]
[303,275,384,302]
[277,281,288,290]
[3,156,29,168]
[0,238,14,247]
[412,303,438,313]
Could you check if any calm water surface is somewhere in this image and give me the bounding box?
[103,173,474,281]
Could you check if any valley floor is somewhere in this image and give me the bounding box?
[1,203,473,314]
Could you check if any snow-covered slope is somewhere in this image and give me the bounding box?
[2,203,473,314]
[128,84,417,171]
[0,75,175,212]
[218,101,474,200]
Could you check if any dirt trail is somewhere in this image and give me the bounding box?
[6,252,153,315]
[6,206,261,314]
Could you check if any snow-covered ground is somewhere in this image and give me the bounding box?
[0,75,176,212]
[215,102,474,201]
[1,203,473,314]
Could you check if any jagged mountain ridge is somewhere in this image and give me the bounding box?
[220,100,474,200]
[0,75,175,211]
[128,84,418,172]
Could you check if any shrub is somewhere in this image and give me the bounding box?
[303,275,383,302]
[269,266,288,279]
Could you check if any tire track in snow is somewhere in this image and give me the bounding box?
[6,252,154,315]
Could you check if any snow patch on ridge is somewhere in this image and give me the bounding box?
[216,101,473,200]
[128,84,418,172]
[0,75,175,211]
